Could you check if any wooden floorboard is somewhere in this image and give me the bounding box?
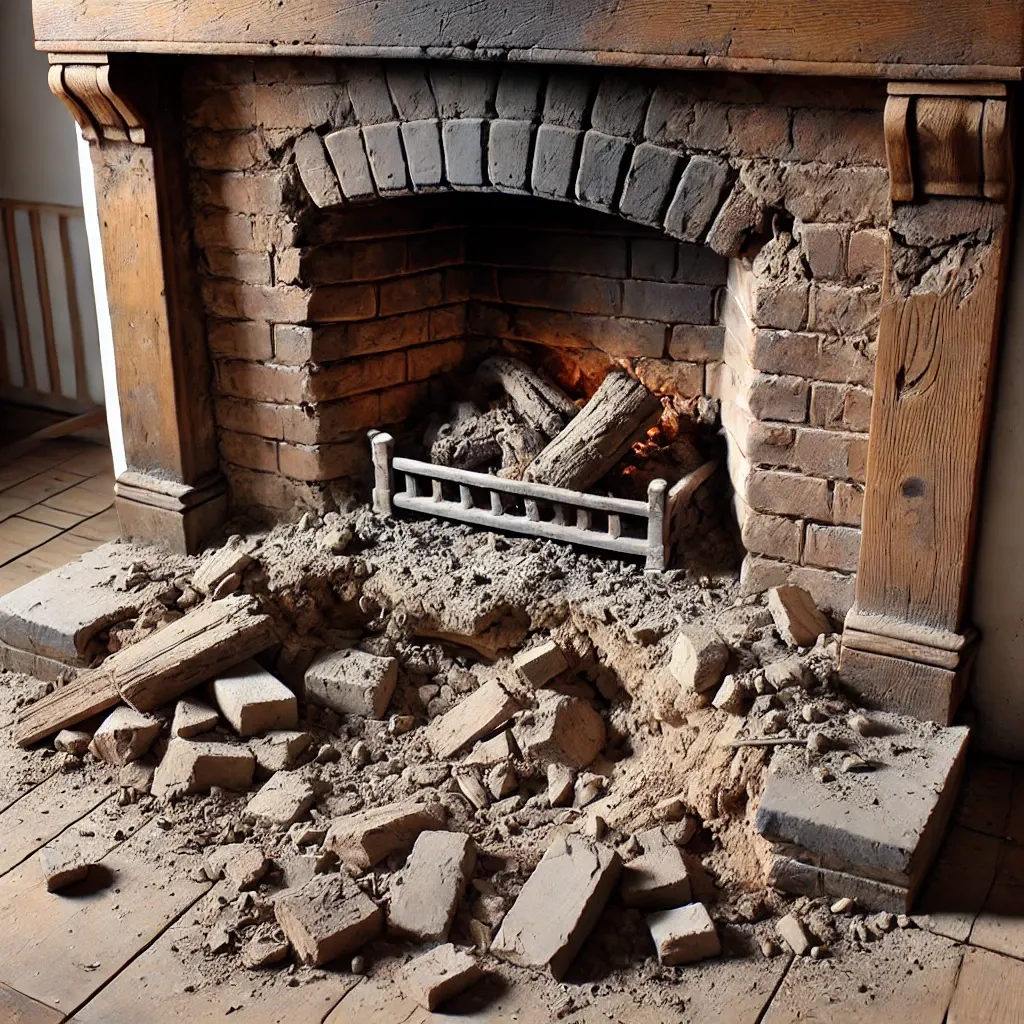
[0,983,63,1024]
[947,946,1024,1024]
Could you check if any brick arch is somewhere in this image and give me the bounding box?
[293,62,761,259]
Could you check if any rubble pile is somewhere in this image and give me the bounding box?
[0,507,963,1009]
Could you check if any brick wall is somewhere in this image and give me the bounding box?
[182,57,888,609]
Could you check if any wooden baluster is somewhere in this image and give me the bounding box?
[29,209,60,395]
[490,490,504,516]
[59,214,88,401]
[404,473,420,498]
[608,513,622,539]
[645,479,668,572]
[525,499,540,521]
[2,206,35,392]
[552,504,566,526]
[576,507,591,530]
[370,431,394,514]
[459,484,472,508]
[431,478,443,502]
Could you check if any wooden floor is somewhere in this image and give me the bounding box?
[0,438,1022,1023]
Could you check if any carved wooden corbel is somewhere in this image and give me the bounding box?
[47,55,146,145]
[884,82,1009,202]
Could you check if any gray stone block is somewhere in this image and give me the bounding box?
[489,119,533,191]
[531,124,581,198]
[706,184,762,257]
[401,119,444,189]
[363,122,409,193]
[676,242,728,285]
[591,73,651,139]
[324,126,376,200]
[664,154,731,242]
[623,280,714,323]
[766,853,910,914]
[430,66,497,118]
[386,64,437,120]
[618,142,680,225]
[346,61,395,124]
[293,132,343,208]
[495,66,543,119]
[443,118,486,188]
[754,716,969,896]
[575,130,630,211]
[543,70,593,128]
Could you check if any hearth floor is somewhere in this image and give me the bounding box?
[0,439,1022,1022]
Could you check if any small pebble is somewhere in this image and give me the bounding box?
[830,897,855,914]
[801,705,824,723]
[897,914,915,929]
[350,741,371,767]
[848,713,876,736]
[841,755,874,773]
[350,955,366,975]
[760,938,780,958]
[810,945,829,960]
[806,731,830,754]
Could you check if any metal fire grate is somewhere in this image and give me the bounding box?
[369,431,715,571]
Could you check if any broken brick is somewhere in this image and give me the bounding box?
[212,659,298,737]
[171,697,220,738]
[89,707,161,766]
[152,738,255,800]
[275,877,383,966]
[767,585,832,647]
[304,648,399,719]
[324,799,447,870]
[39,846,91,892]
[205,843,269,890]
[245,770,316,826]
[647,902,721,965]
[513,692,605,769]
[401,943,484,1011]
[513,640,569,687]
[424,679,519,759]
[669,625,729,694]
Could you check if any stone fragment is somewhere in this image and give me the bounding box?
[401,943,483,1012]
[249,730,314,773]
[89,707,161,766]
[119,761,155,794]
[293,131,342,208]
[487,762,517,800]
[192,544,252,596]
[275,877,383,966]
[388,831,476,942]
[246,771,316,827]
[669,626,729,694]
[849,713,880,736]
[767,585,831,647]
[547,763,575,807]
[621,843,692,910]
[305,648,399,720]
[425,680,520,759]
[663,154,731,242]
[647,903,721,965]
[54,729,91,755]
[764,656,813,690]
[350,740,371,767]
[39,846,91,892]
[463,730,517,766]
[324,799,446,870]
[171,697,220,738]
[152,738,255,800]
[212,659,298,737]
[777,913,812,955]
[289,821,328,848]
[454,769,489,809]
[205,843,269,890]
[513,692,605,769]
[574,772,605,807]
[241,926,290,968]
[831,896,855,914]
[513,640,569,688]
[711,674,747,714]
[492,836,621,979]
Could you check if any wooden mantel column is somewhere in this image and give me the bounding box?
[840,82,1014,723]
[48,53,226,554]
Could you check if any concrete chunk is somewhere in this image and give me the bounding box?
[513,640,569,688]
[39,846,91,892]
[463,729,517,766]
[324,799,446,871]
[621,842,692,910]
[669,625,729,694]
[425,679,519,759]
[212,659,298,737]
[401,944,483,1011]
[491,835,621,979]
[547,763,575,807]
[776,912,812,955]
[388,831,476,942]
[647,903,721,965]
[513,692,605,769]
[768,585,832,647]
[54,729,91,755]
[249,730,314,773]
[89,706,161,766]
[275,877,383,966]
[152,738,255,800]
[205,843,269,891]
[305,648,398,719]
[171,697,219,738]
[246,771,316,827]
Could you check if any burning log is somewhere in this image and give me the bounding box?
[475,356,577,440]
[524,371,662,492]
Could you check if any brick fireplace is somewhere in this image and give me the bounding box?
[35,0,1018,728]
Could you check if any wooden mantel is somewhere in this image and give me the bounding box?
[32,0,1024,80]
[33,0,1019,728]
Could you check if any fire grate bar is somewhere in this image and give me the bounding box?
[370,431,716,572]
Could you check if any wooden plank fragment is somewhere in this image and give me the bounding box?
[13,595,275,747]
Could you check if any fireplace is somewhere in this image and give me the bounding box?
[37,2,1016,730]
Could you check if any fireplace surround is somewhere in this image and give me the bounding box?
[34,0,1019,729]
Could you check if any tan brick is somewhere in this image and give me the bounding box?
[803,523,861,572]
[274,248,303,285]
[429,305,467,341]
[790,109,887,167]
[745,469,831,522]
[208,321,273,361]
[745,373,809,424]
[379,271,445,316]
[848,229,887,283]
[630,358,703,398]
[407,229,464,271]
[194,170,288,213]
[253,57,341,85]
[739,506,803,562]
[194,210,263,252]
[810,383,872,432]
[306,283,379,323]
[215,397,315,443]
[444,267,471,303]
[792,428,869,482]
[273,324,314,365]
[310,351,407,401]
[800,223,848,281]
[407,340,468,381]
[725,104,792,159]
[219,429,278,473]
[808,283,880,335]
[183,59,256,87]
[310,312,430,363]
[254,83,349,129]
[622,280,714,324]
[669,324,725,362]
[776,165,889,227]
[204,249,273,285]
[380,382,430,423]
[185,84,256,130]
[721,401,796,465]
[833,481,865,526]
[187,130,268,171]
[732,321,875,387]
[750,279,808,331]
[317,395,383,435]
[216,360,308,404]
[278,438,364,481]
[224,465,314,514]
[740,555,855,617]
[302,239,407,285]
[203,280,311,322]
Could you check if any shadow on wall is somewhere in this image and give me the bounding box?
[972,193,1024,759]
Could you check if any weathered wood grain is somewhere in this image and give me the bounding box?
[31,0,1024,77]
[947,946,1024,1024]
